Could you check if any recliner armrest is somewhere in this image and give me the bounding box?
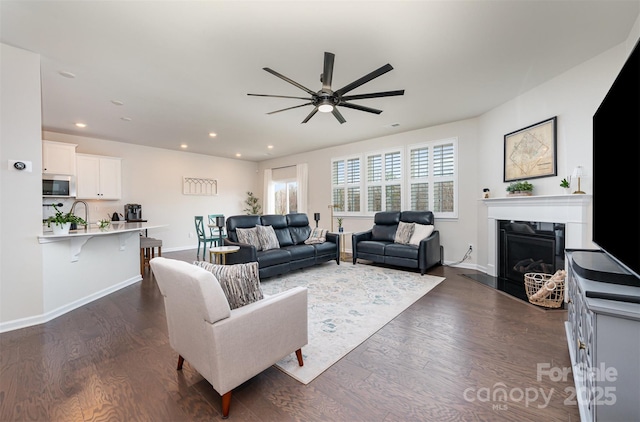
[351,230,373,264]
[223,238,257,264]
[352,229,373,243]
[210,286,309,394]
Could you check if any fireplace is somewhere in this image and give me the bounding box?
[498,220,565,301]
[482,194,592,304]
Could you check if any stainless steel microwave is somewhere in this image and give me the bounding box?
[42,174,76,197]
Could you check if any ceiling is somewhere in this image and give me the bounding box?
[1,1,638,161]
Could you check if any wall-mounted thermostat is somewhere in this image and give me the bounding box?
[8,160,33,172]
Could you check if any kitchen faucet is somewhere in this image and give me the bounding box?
[70,200,90,230]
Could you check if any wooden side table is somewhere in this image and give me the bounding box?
[329,231,351,262]
[209,245,240,265]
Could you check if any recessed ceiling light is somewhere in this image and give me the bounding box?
[267,145,274,149]
[180,144,188,149]
[59,71,76,78]
[235,153,242,157]
[209,132,217,138]
[75,122,86,128]
[120,117,132,122]
[111,100,124,106]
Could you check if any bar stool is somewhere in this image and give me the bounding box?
[140,237,162,275]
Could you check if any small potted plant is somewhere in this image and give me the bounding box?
[337,217,344,232]
[47,204,87,235]
[506,181,534,196]
[560,177,571,193]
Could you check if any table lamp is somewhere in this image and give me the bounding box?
[572,166,585,194]
[215,216,226,246]
[313,213,320,228]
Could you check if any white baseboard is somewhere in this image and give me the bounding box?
[0,275,142,333]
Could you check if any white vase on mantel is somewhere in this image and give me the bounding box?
[51,222,71,235]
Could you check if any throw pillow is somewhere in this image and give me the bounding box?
[305,227,328,244]
[409,223,435,246]
[236,227,262,251]
[193,261,263,310]
[394,221,415,245]
[256,225,280,251]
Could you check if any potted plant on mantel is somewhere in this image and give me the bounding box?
[46,204,87,235]
[506,181,534,197]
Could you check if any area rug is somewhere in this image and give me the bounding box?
[260,262,445,384]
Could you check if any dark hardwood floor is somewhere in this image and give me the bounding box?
[0,250,580,421]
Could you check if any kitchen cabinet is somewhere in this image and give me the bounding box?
[43,140,77,175]
[76,153,122,200]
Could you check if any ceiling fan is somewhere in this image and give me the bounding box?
[248,52,404,124]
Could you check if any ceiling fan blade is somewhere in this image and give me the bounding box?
[341,89,405,101]
[301,107,318,123]
[263,67,316,96]
[322,52,335,91]
[334,63,394,96]
[332,108,346,124]
[339,102,383,114]
[248,93,313,100]
[267,102,313,115]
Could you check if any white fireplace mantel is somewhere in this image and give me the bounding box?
[483,194,592,276]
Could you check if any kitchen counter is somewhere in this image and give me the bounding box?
[39,221,166,262]
[39,221,163,240]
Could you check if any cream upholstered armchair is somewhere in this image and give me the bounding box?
[150,257,308,418]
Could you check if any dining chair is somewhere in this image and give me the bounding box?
[208,214,227,245]
[195,216,217,260]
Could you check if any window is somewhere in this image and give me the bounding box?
[331,138,457,219]
[365,150,402,213]
[274,180,297,214]
[331,157,360,213]
[408,138,457,218]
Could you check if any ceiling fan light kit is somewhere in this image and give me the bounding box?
[248,52,404,124]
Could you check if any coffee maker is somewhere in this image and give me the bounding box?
[124,204,142,221]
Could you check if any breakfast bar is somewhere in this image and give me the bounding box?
[38,222,166,326]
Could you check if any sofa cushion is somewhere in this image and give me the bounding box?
[385,243,419,260]
[305,227,327,244]
[193,261,263,310]
[401,210,434,225]
[257,248,291,267]
[256,225,280,251]
[261,214,294,246]
[282,244,316,260]
[226,215,262,243]
[374,211,401,225]
[409,224,435,246]
[394,221,415,244]
[372,224,397,242]
[287,213,311,244]
[236,227,262,251]
[356,240,388,255]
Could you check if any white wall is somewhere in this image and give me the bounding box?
[256,118,480,265]
[42,131,259,251]
[475,27,640,271]
[1,44,45,323]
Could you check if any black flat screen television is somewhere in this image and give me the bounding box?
[592,38,640,281]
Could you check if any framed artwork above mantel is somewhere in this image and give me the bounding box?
[503,116,557,182]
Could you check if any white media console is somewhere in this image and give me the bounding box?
[565,250,640,421]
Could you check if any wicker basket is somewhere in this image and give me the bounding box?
[524,273,565,308]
